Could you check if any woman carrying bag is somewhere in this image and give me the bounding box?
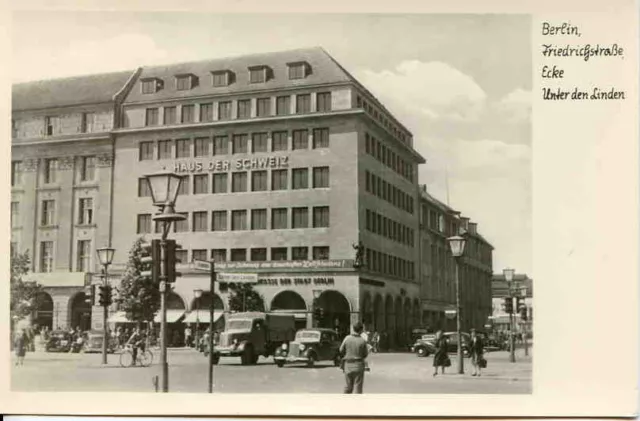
[469,328,486,376]
[432,330,450,377]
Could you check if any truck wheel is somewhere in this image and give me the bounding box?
[276,361,284,368]
[242,346,254,366]
[307,353,316,368]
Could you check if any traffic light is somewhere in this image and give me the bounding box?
[164,239,183,283]
[517,298,528,321]
[98,285,113,307]
[84,284,95,305]
[504,297,513,314]
[140,239,161,284]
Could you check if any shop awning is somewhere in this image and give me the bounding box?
[183,310,225,324]
[154,310,187,323]
[108,311,135,323]
[270,309,308,320]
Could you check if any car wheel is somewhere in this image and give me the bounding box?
[242,346,254,366]
[417,347,426,357]
[307,353,316,368]
[276,361,284,368]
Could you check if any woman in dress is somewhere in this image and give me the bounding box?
[432,330,449,377]
[14,329,27,366]
[469,328,485,376]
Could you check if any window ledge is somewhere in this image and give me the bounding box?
[11,187,25,193]
[39,225,59,230]
[76,224,97,229]
[37,185,62,192]
[74,183,99,190]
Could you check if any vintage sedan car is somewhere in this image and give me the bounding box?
[445,331,471,356]
[45,330,73,352]
[411,334,437,357]
[83,330,117,354]
[274,328,341,368]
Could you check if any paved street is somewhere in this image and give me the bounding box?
[11,348,531,394]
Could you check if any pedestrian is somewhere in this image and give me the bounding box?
[126,326,145,365]
[372,331,380,353]
[432,329,450,377]
[469,328,485,376]
[339,322,369,394]
[14,329,27,366]
[184,325,192,348]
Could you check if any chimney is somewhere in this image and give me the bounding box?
[421,184,427,192]
[468,222,477,235]
[459,217,470,231]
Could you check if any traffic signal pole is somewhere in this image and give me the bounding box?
[208,262,215,393]
[102,271,109,365]
[159,234,169,393]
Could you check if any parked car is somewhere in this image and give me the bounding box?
[83,330,117,354]
[45,330,73,352]
[274,328,342,368]
[411,334,437,357]
[445,331,471,356]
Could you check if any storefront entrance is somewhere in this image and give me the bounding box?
[316,290,351,339]
[69,292,92,331]
[33,292,54,330]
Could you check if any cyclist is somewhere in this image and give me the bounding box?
[126,327,146,366]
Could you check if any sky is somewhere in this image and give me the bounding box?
[11,12,532,275]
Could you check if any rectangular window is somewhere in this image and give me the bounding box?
[44,158,57,183]
[271,169,288,190]
[41,200,55,226]
[137,214,152,234]
[218,101,232,120]
[164,106,177,125]
[79,156,96,181]
[174,212,189,232]
[177,176,189,195]
[292,168,308,189]
[251,209,267,230]
[312,167,329,188]
[44,116,58,136]
[192,249,207,262]
[317,92,332,112]
[175,250,188,264]
[40,241,54,273]
[312,206,329,228]
[211,211,227,231]
[81,112,95,133]
[271,208,288,229]
[139,142,154,161]
[211,249,227,262]
[213,136,229,155]
[288,63,306,79]
[249,68,266,84]
[231,249,247,262]
[200,103,214,122]
[194,138,209,157]
[272,131,288,151]
[145,108,159,126]
[212,173,228,193]
[176,76,191,91]
[78,198,93,225]
[158,140,172,159]
[182,104,195,123]
[237,99,251,119]
[292,207,309,229]
[251,171,268,192]
[193,174,209,194]
[11,161,23,187]
[313,246,330,260]
[231,210,247,230]
[77,240,91,272]
[232,172,248,192]
[276,96,291,116]
[192,211,208,232]
[312,128,329,149]
[10,202,19,228]
[271,247,287,261]
[292,129,308,150]
[232,134,248,154]
[296,94,311,114]
[252,132,268,153]
[175,139,190,158]
[256,98,271,117]
[212,71,229,87]
[292,246,308,261]
[141,80,157,94]
[251,248,267,262]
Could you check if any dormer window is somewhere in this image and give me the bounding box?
[141,77,163,94]
[287,61,310,80]
[249,65,270,84]
[175,73,197,91]
[211,70,233,87]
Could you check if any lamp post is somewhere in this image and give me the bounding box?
[193,289,203,350]
[144,170,186,393]
[520,287,529,357]
[447,235,466,375]
[503,268,516,363]
[96,246,115,365]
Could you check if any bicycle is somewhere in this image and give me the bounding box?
[119,344,153,367]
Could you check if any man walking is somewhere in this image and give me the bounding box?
[339,322,369,394]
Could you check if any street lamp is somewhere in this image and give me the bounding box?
[144,170,186,393]
[447,234,466,375]
[96,246,115,365]
[193,289,203,350]
[503,267,516,363]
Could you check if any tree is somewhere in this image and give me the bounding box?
[228,283,264,313]
[116,237,161,325]
[10,249,42,324]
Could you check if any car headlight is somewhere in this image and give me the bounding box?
[299,344,306,352]
[281,343,288,350]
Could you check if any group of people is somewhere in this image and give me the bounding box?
[432,328,485,377]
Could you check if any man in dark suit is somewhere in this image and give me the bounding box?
[469,328,485,376]
[339,322,369,393]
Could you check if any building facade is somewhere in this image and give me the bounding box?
[11,47,493,347]
[491,273,533,333]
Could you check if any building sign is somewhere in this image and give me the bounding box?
[174,155,289,173]
[217,272,258,284]
[211,260,354,271]
[257,277,335,287]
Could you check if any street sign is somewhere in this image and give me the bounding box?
[217,272,258,284]
[193,260,212,271]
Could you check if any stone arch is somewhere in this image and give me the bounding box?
[33,291,54,330]
[317,290,351,337]
[166,291,186,310]
[270,290,308,311]
[373,293,384,332]
[68,291,92,331]
[190,291,225,312]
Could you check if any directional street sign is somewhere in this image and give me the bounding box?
[193,260,258,283]
[193,260,213,272]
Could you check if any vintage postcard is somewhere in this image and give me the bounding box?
[0,0,637,417]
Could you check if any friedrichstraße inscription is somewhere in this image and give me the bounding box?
[173,155,289,173]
